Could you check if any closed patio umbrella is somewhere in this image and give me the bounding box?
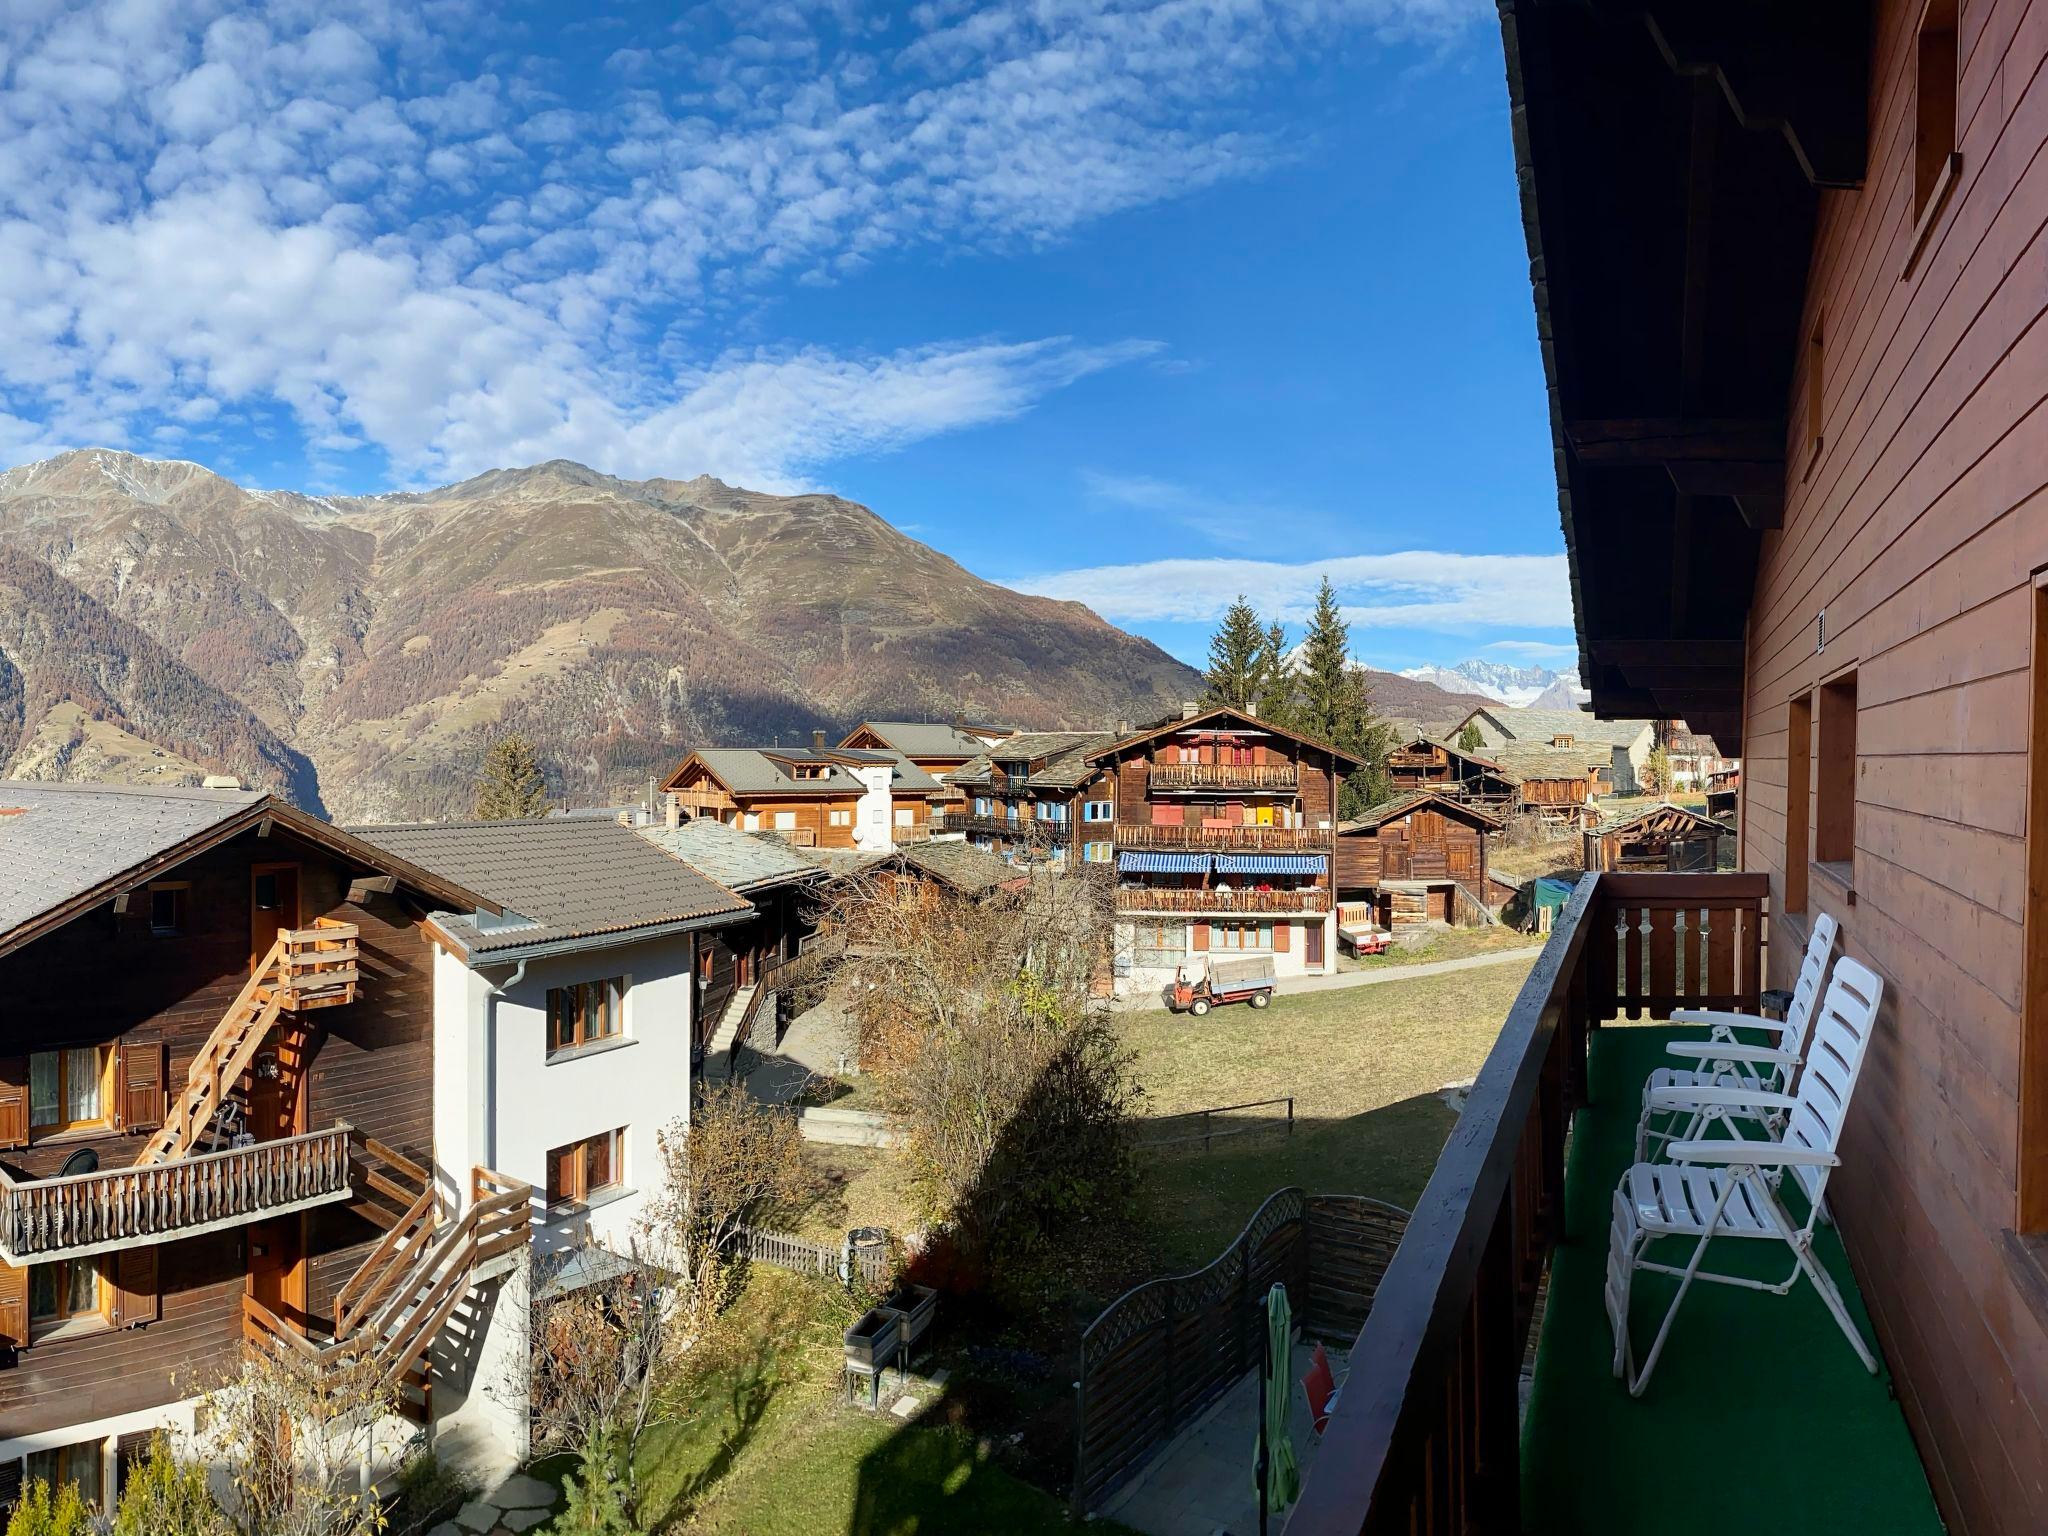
[1255,1282,1301,1524]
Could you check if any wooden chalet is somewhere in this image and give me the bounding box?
[939,731,1115,865]
[662,734,946,850]
[1335,792,1503,930]
[1383,737,1519,805]
[0,781,525,1481]
[1091,705,1361,988]
[1289,6,2048,1534]
[1581,801,1726,873]
[836,720,1014,780]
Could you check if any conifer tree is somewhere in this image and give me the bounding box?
[1292,577,1394,816]
[1202,596,1269,711]
[474,734,552,819]
[1255,619,1296,726]
[1457,720,1485,753]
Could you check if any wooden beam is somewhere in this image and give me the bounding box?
[1588,640,1747,669]
[1568,417,1783,464]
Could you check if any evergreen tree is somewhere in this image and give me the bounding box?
[1202,596,1269,711]
[1457,720,1485,753]
[1292,577,1395,817]
[1255,619,1296,726]
[474,734,552,820]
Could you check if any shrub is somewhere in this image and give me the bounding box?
[5,1480,91,1536]
[110,1435,228,1536]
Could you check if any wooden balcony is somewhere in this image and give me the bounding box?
[0,1123,356,1264]
[1113,822,1324,852]
[1279,873,1935,1535]
[1114,887,1330,915]
[938,812,1063,840]
[1147,762,1299,792]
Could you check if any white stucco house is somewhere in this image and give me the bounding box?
[351,816,752,1259]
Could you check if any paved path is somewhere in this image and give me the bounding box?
[1099,1336,1349,1536]
[430,1472,559,1536]
[1114,946,1541,1012]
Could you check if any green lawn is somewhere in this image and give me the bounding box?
[1122,955,1539,1266]
[1341,924,1544,969]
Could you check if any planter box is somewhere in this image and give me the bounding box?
[844,1307,900,1373]
[881,1284,938,1352]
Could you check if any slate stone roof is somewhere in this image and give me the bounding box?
[1467,707,1652,750]
[794,838,1022,897]
[636,820,828,892]
[844,721,1011,757]
[0,779,264,936]
[692,749,866,795]
[1488,741,1616,781]
[1590,800,1726,836]
[951,731,1116,790]
[352,816,750,958]
[1345,789,1506,832]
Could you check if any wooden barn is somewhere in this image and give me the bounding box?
[1384,736,1519,805]
[1335,791,1503,930]
[1581,801,1727,873]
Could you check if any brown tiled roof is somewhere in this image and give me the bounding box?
[351,816,750,957]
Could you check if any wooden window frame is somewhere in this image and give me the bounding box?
[1904,0,1962,279]
[545,978,628,1056]
[146,881,189,937]
[26,1438,107,1512]
[29,1257,105,1342]
[1814,670,1859,876]
[28,1045,113,1135]
[2020,574,2048,1232]
[545,1127,626,1208]
[1784,692,1813,914]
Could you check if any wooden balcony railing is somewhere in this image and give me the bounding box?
[1281,872,1768,1535]
[1114,887,1331,915]
[1147,762,1299,792]
[0,1123,356,1264]
[938,812,1065,840]
[1113,822,1324,852]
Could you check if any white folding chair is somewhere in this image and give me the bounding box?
[1604,955,1883,1397]
[1634,912,1838,1160]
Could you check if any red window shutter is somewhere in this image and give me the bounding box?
[1274,922,1291,953]
[0,1059,25,1150]
[109,1245,160,1328]
[1192,923,1209,952]
[0,1258,24,1348]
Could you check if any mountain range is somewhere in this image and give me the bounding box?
[0,451,1229,820]
[1397,658,1587,710]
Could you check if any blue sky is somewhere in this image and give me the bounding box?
[0,0,1574,676]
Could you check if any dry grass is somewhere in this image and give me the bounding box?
[1342,924,1544,969]
[1121,956,1540,1266]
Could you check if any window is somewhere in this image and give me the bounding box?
[974,797,991,816]
[1784,692,1812,913]
[26,1439,104,1512]
[1913,0,1959,229]
[546,978,626,1054]
[1083,800,1114,822]
[147,884,184,936]
[894,807,913,826]
[252,871,280,911]
[1131,922,1186,968]
[1210,922,1275,951]
[29,1046,108,1132]
[1814,673,1858,873]
[1038,801,1066,823]
[29,1259,105,1345]
[546,1128,625,1207]
[1084,842,1113,864]
[740,813,760,831]
[1550,734,1575,749]
[829,809,852,827]
[774,811,797,830]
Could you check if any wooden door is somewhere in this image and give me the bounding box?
[1304,921,1325,967]
[1382,829,1411,879]
[248,1216,306,1321]
[250,864,301,972]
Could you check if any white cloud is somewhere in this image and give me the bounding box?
[1482,637,1581,662]
[1017,551,1573,633]
[0,0,1487,484]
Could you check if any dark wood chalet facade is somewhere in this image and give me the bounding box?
[939,732,1115,866]
[1093,707,1361,988]
[0,782,505,1488]
[1384,737,1519,804]
[1335,791,1502,929]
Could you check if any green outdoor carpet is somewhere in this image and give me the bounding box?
[1520,1025,1946,1535]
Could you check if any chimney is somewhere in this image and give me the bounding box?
[812,728,826,750]
[664,793,681,829]
[1181,701,1200,721]
[202,774,243,790]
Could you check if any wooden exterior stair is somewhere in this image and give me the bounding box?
[242,1166,532,1421]
[138,920,360,1166]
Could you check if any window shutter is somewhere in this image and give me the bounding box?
[115,1038,167,1132]
[1192,923,1209,952]
[1274,922,1291,953]
[0,1059,25,1150]
[109,1245,159,1328]
[115,1432,155,1496]
[0,1457,19,1514]
[0,1258,25,1348]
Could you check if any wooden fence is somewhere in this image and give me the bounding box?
[1282,871,1769,1534]
[736,1225,893,1287]
[1072,1188,1409,1517]
[1134,1096,1295,1152]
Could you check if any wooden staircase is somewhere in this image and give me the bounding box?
[243,1164,532,1422]
[139,920,360,1166]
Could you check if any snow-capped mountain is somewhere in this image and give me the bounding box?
[1397,659,1587,709]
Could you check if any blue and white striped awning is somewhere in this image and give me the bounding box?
[1214,853,1327,876]
[1118,851,1212,873]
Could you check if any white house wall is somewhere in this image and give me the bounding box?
[436,930,699,1259]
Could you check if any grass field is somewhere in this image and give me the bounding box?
[1122,953,1540,1267]
[1342,924,1543,969]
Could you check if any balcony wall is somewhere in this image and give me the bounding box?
[1147,763,1299,792]
[1114,887,1331,915]
[1113,823,1323,852]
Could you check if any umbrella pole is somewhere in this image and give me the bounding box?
[1257,1298,1270,1536]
